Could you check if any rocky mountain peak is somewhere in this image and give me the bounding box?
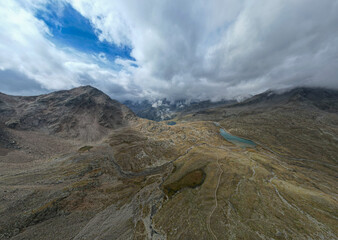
[0,86,136,141]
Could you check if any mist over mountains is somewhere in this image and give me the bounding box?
[0,1,338,239]
[124,98,236,121]
[124,87,338,121]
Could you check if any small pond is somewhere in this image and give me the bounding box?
[220,129,256,147]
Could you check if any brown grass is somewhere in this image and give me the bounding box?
[163,169,206,197]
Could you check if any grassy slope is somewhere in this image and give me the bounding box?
[0,99,337,239]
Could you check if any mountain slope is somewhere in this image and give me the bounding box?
[176,87,338,164]
[0,86,337,240]
[0,86,135,141]
[232,87,338,112]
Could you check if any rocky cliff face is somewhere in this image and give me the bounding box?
[0,86,136,141]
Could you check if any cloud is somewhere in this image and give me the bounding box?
[0,0,138,100]
[0,0,74,89]
[67,0,338,100]
[0,0,337,101]
[0,69,47,96]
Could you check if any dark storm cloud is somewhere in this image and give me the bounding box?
[0,69,47,96]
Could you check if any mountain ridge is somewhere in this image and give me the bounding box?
[0,86,337,239]
[0,85,136,141]
[124,87,338,121]
[232,87,338,112]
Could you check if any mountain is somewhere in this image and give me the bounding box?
[0,86,135,141]
[232,87,338,112]
[176,87,338,165]
[125,87,338,122]
[124,98,235,121]
[0,86,337,239]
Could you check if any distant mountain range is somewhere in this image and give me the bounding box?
[124,87,338,121]
[232,87,338,112]
[124,98,236,121]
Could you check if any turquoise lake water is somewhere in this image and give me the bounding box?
[220,129,256,147]
[167,121,177,125]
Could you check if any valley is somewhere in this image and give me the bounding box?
[0,86,337,239]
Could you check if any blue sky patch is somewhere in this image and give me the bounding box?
[35,2,135,65]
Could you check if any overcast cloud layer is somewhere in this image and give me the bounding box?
[0,0,337,101]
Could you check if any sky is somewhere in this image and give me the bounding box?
[0,0,337,101]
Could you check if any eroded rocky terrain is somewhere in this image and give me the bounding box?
[0,86,337,239]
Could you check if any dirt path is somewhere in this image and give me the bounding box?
[207,154,223,240]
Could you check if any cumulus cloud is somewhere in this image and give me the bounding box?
[68,0,338,100]
[0,0,136,99]
[0,0,337,101]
